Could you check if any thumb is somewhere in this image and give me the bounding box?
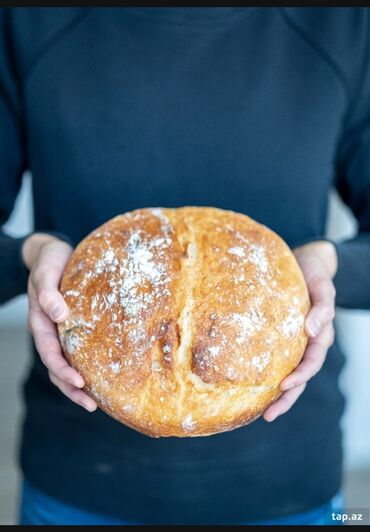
[31,240,73,322]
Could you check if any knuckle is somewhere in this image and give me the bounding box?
[311,275,326,290]
[69,388,80,401]
[318,304,335,323]
[38,351,49,368]
[279,394,291,409]
[38,288,53,310]
[32,266,48,286]
[48,370,57,385]
[329,282,336,298]
[323,305,335,321]
[27,275,33,293]
[38,329,56,348]
[327,327,335,347]
[311,276,335,300]
[54,364,69,381]
[310,365,321,378]
[312,348,327,370]
[310,278,320,293]
[290,368,304,382]
[302,365,316,381]
[40,348,57,369]
[27,314,37,334]
[26,315,33,333]
[69,389,85,406]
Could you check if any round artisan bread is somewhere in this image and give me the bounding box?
[57,206,310,437]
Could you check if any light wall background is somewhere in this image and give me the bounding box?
[1,173,370,470]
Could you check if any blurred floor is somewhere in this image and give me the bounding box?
[0,328,369,525]
[0,328,29,525]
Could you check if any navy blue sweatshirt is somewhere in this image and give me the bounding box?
[1,7,370,524]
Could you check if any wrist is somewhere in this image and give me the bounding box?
[21,232,57,271]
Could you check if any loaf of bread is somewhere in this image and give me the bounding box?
[57,206,309,437]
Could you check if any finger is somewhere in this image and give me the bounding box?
[27,282,39,332]
[305,276,335,337]
[32,271,70,322]
[28,309,84,388]
[264,383,306,422]
[31,243,72,322]
[49,372,97,412]
[280,323,334,390]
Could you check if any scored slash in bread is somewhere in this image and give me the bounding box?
[57,206,310,437]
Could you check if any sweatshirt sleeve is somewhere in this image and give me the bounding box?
[0,10,73,304]
[332,10,370,310]
[0,8,30,304]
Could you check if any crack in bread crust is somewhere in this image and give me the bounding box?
[172,217,198,420]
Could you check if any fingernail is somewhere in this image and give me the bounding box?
[52,305,65,320]
[307,319,321,337]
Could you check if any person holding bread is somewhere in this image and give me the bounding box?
[1,7,369,525]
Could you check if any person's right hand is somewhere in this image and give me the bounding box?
[22,233,97,412]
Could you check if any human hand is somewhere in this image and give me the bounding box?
[263,240,337,422]
[23,233,97,412]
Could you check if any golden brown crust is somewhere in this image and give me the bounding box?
[57,206,310,437]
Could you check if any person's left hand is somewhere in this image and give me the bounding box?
[263,240,338,422]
